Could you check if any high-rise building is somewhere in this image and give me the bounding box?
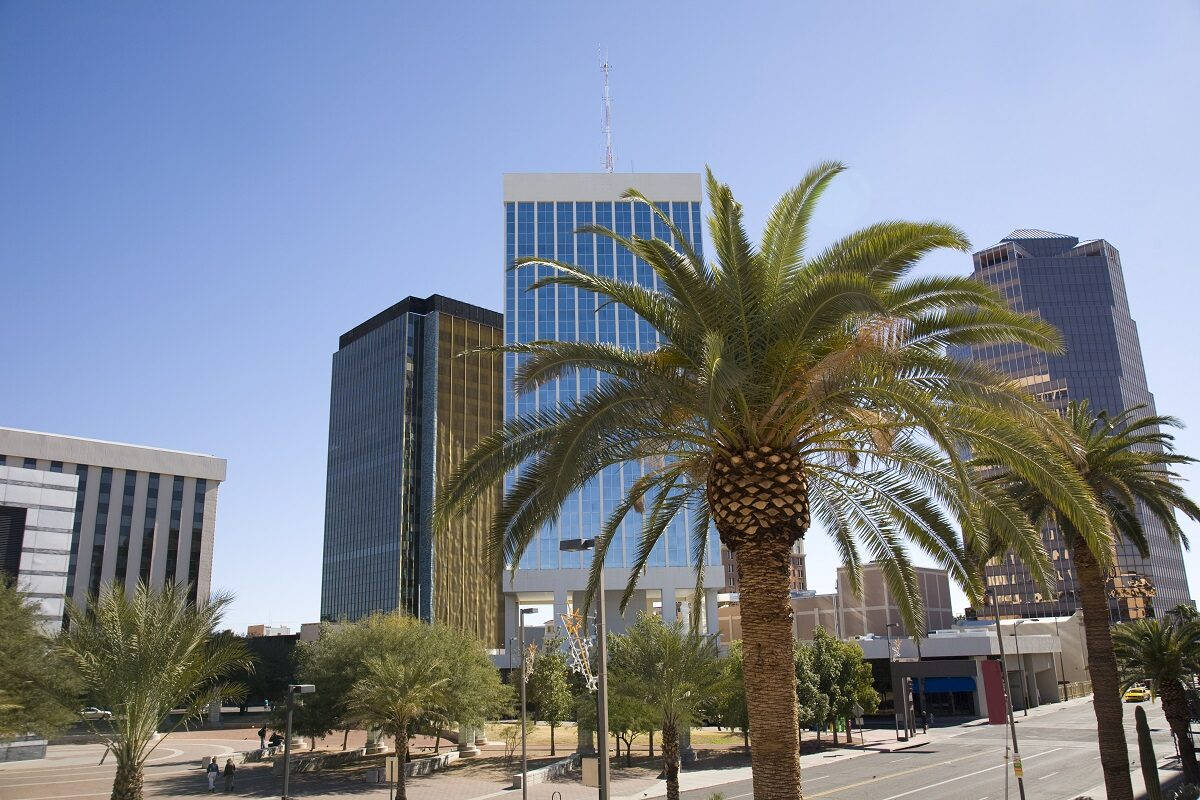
[962,230,1192,619]
[320,294,504,646]
[502,173,722,643]
[0,428,226,626]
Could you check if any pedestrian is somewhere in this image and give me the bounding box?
[205,760,219,792]
[257,725,267,750]
[223,759,236,792]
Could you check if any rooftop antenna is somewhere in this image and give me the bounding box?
[599,47,614,173]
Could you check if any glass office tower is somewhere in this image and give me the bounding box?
[320,294,504,646]
[502,173,722,644]
[963,230,1192,619]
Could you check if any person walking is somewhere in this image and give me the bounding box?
[257,725,267,750]
[223,759,236,792]
[205,760,219,792]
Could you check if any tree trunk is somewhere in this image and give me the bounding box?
[342,728,350,751]
[662,720,681,800]
[1074,538,1134,800]
[733,534,803,800]
[627,737,633,767]
[550,721,555,757]
[1160,680,1199,783]
[649,729,655,758]
[434,728,441,754]
[110,758,143,800]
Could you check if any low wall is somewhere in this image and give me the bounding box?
[0,738,47,762]
[511,753,580,788]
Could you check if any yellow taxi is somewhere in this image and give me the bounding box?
[1123,685,1152,703]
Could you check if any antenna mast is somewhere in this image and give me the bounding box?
[599,48,614,173]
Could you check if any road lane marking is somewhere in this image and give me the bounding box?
[1039,771,1059,780]
[876,748,1063,800]
[806,751,988,799]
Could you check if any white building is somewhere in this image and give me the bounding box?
[0,465,78,632]
[0,428,227,625]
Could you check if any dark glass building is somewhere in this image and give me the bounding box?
[963,230,1192,619]
[320,294,504,645]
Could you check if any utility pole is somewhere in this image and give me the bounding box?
[518,604,537,800]
[990,590,1027,800]
[599,48,614,173]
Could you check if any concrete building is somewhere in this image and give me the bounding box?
[0,465,78,632]
[961,231,1192,619]
[718,562,954,643]
[246,624,291,637]
[320,294,505,646]
[502,173,722,646]
[0,428,226,624]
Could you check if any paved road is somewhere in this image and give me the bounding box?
[681,700,1177,800]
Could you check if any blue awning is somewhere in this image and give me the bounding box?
[921,676,976,693]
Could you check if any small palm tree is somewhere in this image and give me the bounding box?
[608,614,720,800]
[977,402,1200,800]
[1114,617,1200,783]
[438,164,1104,800]
[57,584,251,800]
[347,653,449,800]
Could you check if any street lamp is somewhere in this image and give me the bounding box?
[989,589,1027,800]
[560,537,610,800]
[884,622,904,741]
[517,604,538,800]
[1051,616,1067,701]
[1012,619,1034,716]
[281,683,315,800]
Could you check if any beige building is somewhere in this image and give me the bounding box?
[718,562,955,643]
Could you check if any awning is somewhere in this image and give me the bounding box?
[921,676,976,693]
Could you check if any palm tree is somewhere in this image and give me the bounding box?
[1114,617,1200,783]
[437,164,1104,800]
[977,401,1200,800]
[347,653,450,800]
[56,584,251,800]
[608,614,720,800]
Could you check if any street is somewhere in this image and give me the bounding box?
[682,699,1179,800]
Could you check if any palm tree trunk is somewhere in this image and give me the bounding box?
[1074,539,1134,800]
[1159,680,1198,783]
[110,757,143,800]
[662,720,681,800]
[396,735,408,800]
[734,534,803,800]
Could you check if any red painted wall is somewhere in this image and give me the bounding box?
[981,659,1007,724]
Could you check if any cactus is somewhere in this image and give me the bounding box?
[1137,705,1162,800]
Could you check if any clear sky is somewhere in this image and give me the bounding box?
[3,2,1199,632]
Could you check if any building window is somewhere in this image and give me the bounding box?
[87,467,114,598]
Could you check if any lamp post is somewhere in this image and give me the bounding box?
[884,622,903,740]
[561,537,609,800]
[914,630,927,733]
[281,684,315,800]
[989,589,1027,800]
[1012,619,1033,716]
[517,604,538,800]
[1052,616,1067,701]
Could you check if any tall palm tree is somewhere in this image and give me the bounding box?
[437,164,1104,800]
[57,584,251,800]
[1114,617,1200,783]
[608,614,721,800]
[977,402,1200,800]
[347,653,450,800]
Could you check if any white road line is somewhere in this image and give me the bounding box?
[1039,771,1060,780]
[879,748,1063,800]
[806,774,832,781]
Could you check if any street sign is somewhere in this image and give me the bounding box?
[1012,755,1024,778]
[581,756,599,788]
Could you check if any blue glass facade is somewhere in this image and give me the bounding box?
[967,230,1192,617]
[503,187,718,574]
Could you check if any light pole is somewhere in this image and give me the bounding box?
[884,622,904,740]
[1051,616,1067,701]
[914,629,927,733]
[281,683,315,800]
[517,604,537,800]
[1013,619,1033,716]
[989,590,1027,800]
[560,538,609,800]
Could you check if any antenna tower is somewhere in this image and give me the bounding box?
[599,48,614,173]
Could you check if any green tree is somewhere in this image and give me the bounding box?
[713,642,750,749]
[233,633,297,714]
[802,629,844,743]
[437,163,1103,799]
[1113,617,1200,783]
[978,402,1200,800]
[56,584,251,800]
[0,578,77,739]
[528,632,573,755]
[432,622,509,748]
[348,651,449,800]
[608,614,721,800]
[792,642,827,742]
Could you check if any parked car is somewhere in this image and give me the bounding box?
[80,707,113,720]
[1123,685,1151,703]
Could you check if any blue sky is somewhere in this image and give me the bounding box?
[3,2,1198,632]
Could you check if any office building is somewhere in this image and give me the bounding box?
[502,173,722,644]
[0,464,78,632]
[0,428,227,626]
[963,230,1191,619]
[320,294,504,646]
